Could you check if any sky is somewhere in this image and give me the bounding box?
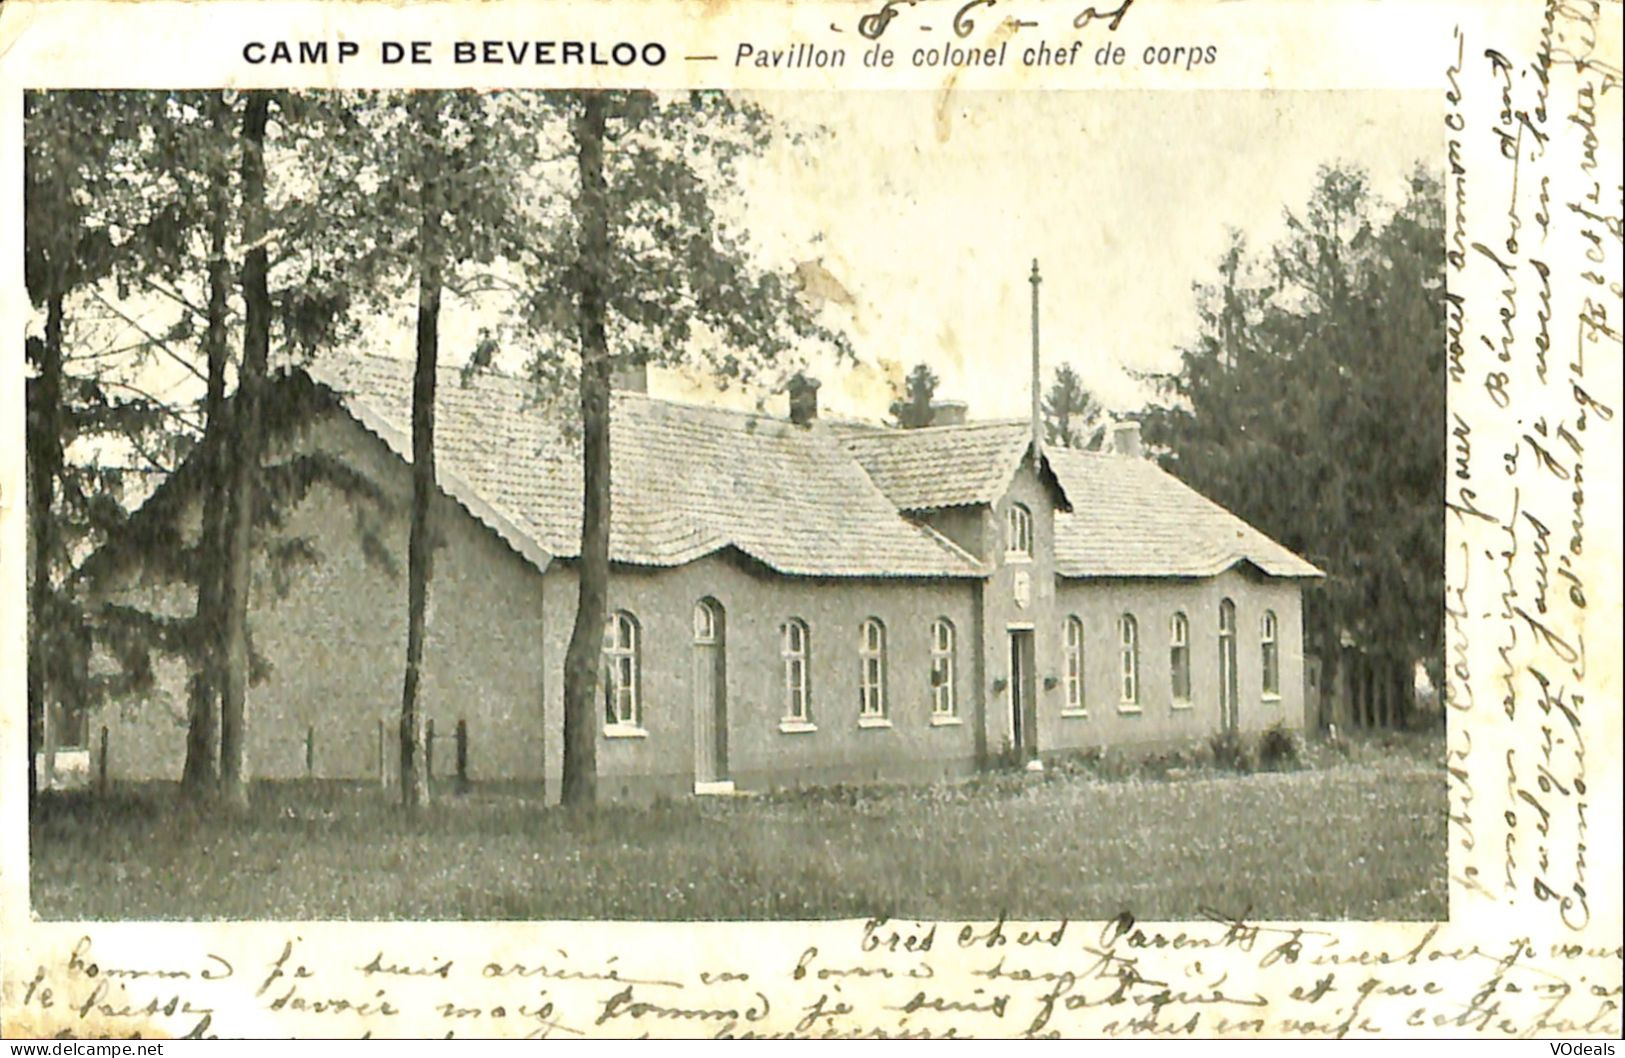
[648,89,1439,422]
[73,88,1440,431]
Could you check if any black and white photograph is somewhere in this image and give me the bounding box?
[2,0,1619,1041]
[25,87,1448,921]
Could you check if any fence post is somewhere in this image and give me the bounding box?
[455,718,469,795]
[425,718,435,783]
[96,726,110,797]
[305,725,315,777]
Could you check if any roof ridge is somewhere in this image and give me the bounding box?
[323,350,1035,437]
[303,353,986,578]
[610,389,791,427]
[1043,444,1134,460]
[328,348,785,416]
[839,418,1030,442]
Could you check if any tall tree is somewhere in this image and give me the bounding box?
[1042,363,1103,449]
[359,90,553,809]
[217,92,273,810]
[396,93,449,810]
[201,89,395,802]
[24,93,124,801]
[25,299,65,807]
[181,91,237,793]
[32,90,398,801]
[559,93,612,806]
[28,92,238,800]
[1140,163,1445,721]
[889,362,940,429]
[517,92,849,806]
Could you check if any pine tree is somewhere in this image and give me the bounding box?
[1140,163,1445,724]
[181,91,237,794]
[889,362,939,429]
[1042,363,1103,449]
[24,92,160,800]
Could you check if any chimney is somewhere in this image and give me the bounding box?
[787,373,820,426]
[1111,420,1143,458]
[610,359,648,393]
[930,400,968,427]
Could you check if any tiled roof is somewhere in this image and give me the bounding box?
[303,353,986,579]
[295,353,1317,583]
[1046,447,1324,579]
[838,421,1035,510]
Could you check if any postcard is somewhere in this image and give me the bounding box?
[1,0,1619,1040]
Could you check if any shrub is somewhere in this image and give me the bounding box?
[1208,728,1255,773]
[1257,722,1306,771]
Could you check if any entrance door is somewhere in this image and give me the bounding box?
[693,599,727,783]
[1218,599,1239,732]
[1008,629,1036,759]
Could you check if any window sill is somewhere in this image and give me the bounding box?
[1117,703,1143,715]
[1261,694,1283,704]
[930,715,963,727]
[1171,700,1194,711]
[858,716,893,729]
[1059,709,1089,719]
[1004,554,1033,565]
[778,720,818,734]
[603,724,648,740]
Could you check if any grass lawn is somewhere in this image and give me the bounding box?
[30,736,1446,922]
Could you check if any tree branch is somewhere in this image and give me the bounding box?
[87,289,209,386]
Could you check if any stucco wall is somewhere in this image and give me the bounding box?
[967,454,1308,758]
[977,457,1062,761]
[95,409,550,785]
[1048,568,1308,752]
[540,555,983,801]
[88,409,1309,798]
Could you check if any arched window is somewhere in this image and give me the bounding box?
[602,611,641,727]
[859,618,887,718]
[1218,599,1238,730]
[1170,612,1191,705]
[1006,503,1033,559]
[1063,616,1086,714]
[693,599,719,643]
[1261,610,1280,699]
[1119,614,1139,706]
[781,619,811,723]
[930,618,957,718]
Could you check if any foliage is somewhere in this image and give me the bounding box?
[508,91,853,807]
[27,89,426,797]
[1042,363,1103,449]
[514,91,852,397]
[1256,722,1307,771]
[1138,163,1446,690]
[31,743,1446,921]
[29,89,849,805]
[889,362,940,429]
[24,92,195,796]
[1208,728,1256,773]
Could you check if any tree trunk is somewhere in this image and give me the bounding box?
[399,93,445,812]
[1393,657,1413,730]
[1363,656,1376,728]
[182,96,234,794]
[219,92,272,813]
[560,91,610,808]
[1316,626,1338,732]
[27,291,64,804]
